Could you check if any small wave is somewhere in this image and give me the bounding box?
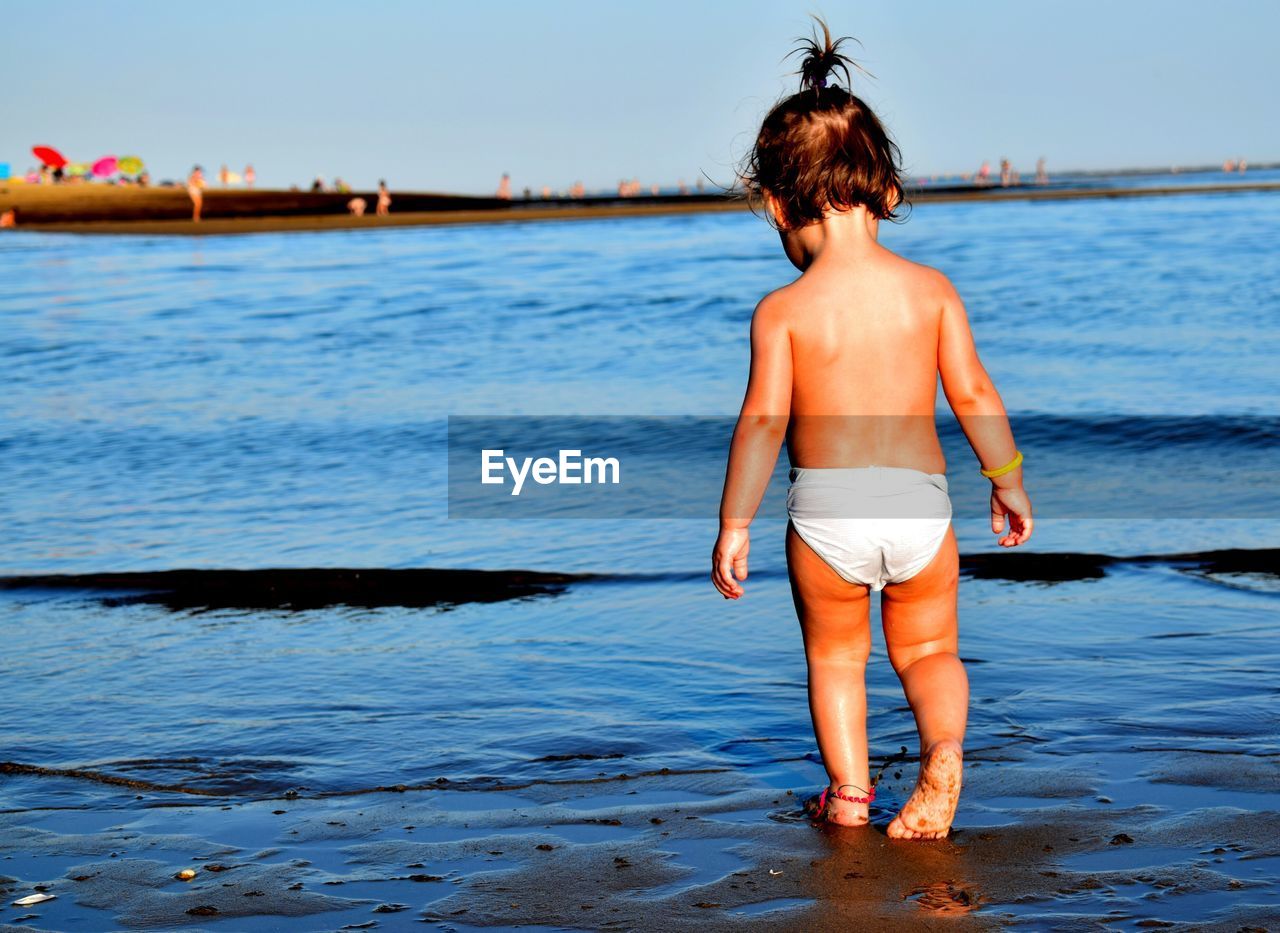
[0,759,727,802]
[1,760,226,797]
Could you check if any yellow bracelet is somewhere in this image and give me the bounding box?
[980,450,1023,478]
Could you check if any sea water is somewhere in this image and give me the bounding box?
[1,176,1277,888]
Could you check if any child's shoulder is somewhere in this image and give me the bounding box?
[750,256,961,328]
[752,281,800,320]
[747,284,796,341]
[883,250,958,294]
[879,252,965,315]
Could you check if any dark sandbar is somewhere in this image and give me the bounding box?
[0,567,589,610]
[0,548,1272,610]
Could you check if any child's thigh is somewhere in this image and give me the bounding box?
[880,527,960,663]
[786,524,871,660]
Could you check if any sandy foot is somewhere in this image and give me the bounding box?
[888,739,963,840]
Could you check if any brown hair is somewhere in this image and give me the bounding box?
[741,19,907,229]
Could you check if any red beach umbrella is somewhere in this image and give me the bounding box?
[32,145,67,168]
[92,156,118,178]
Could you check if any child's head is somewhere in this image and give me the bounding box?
[743,19,906,230]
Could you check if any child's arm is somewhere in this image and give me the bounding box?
[937,277,1034,547]
[712,295,792,598]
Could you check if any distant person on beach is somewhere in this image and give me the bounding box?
[713,20,1032,840]
[1035,156,1048,185]
[187,165,206,222]
[1223,159,1236,173]
[244,164,256,187]
[311,176,325,193]
[377,180,391,216]
[219,164,230,187]
[975,160,991,185]
[347,197,367,217]
[138,171,150,187]
[1238,157,1247,174]
[497,173,512,200]
[999,158,1012,186]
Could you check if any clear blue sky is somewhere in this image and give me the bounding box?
[2,0,1275,193]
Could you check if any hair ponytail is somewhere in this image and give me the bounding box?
[787,17,870,93]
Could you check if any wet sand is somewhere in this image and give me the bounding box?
[3,181,1279,236]
[2,758,1278,930]
[3,548,1279,928]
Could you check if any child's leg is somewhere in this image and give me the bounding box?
[786,525,872,826]
[881,527,966,839]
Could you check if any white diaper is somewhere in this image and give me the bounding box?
[786,466,952,591]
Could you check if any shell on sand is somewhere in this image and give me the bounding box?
[13,893,56,906]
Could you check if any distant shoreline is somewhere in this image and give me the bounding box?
[3,181,1279,235]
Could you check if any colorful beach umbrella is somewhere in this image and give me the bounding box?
[66,162,90,177]
[117,155,144,175]
[92,156,118,178]
[32,145,67,168]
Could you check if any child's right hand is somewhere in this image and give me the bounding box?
[991,485,1033,547]
[712,526,750,599]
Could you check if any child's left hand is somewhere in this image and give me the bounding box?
[712,527,750,599]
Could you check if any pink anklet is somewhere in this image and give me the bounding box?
[815,782,876,819]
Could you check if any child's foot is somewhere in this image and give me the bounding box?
[887,739,963,840]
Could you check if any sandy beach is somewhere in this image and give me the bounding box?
[4,180,1280,235]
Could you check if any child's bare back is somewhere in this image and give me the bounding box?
[765,227,954,472]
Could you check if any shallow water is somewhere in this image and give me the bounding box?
[3,171,1279,573]
[1,173,1278,928]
